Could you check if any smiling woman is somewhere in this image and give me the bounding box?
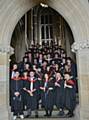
[0,0,89,120]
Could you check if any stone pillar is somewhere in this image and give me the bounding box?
[33,7,38,45]
[72,40,89,120]
[31,8,34,45]
[0,45,14,120]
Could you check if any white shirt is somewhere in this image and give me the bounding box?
[30,77,34,91]
[11,71,16,78]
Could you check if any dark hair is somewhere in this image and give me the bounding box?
[64,72,71,76]
[67,57,72,62]
[23,56,29,62]
[23,70,28,73]
[30,69,35,73]
[15,70,20,73]
[13,62,18,66]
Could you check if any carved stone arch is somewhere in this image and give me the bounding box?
[0,0,89,46]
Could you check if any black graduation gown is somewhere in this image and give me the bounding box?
[54,79,65,109]
[21,77,29,110]
[10,69,16,107]
[40,78,55,110]
[11,77,23,113]
[70,63,77,80]
[60,63,65,75]
[64,80,76,111]
[70,63,78,92]
[34,73,43,104]
[41,66,47,75]
[26,78,39,111]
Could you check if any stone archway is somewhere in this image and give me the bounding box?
[0,0,89,120]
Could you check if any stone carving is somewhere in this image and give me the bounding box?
[71,40,89,52]
[0,45,14,55]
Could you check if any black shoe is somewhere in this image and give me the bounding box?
[35,114,38,118]
[58,110,65,117]
[25,115,30,118]
[66,113,74,118]
[48,114,52,117]
[48,111,52,117]
[44,114,48,117]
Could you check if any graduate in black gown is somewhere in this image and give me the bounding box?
[41,60,48,74]
[64,72,76,118]
[21,70,29,112]
[40,73,54,117]
[54,72,65,117]
[18,56,29,75]
[33,66,43,109]
[10,63,18,108]
[11,71,24,120]
[66,58,77,81]
[66,58,78,92]
[23,70,39,118]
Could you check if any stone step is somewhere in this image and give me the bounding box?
[15,106,79,120]
[11,104,79,120]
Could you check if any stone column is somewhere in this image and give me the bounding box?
[72,40,89,120]
[0,45,14,120]
[33,7,38,45]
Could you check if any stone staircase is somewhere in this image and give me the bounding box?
[14,104,79,120]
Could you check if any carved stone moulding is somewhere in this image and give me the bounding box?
[71,40,89,52]
[0,44,14,55]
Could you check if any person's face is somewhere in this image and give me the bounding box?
[58,50,61,55]
[43,61,47,66]
[56,73,61,79]
[67,59,71,65]
[61,50,64,53]
[15,72,19,78]
[55,54,58,58]
[39,54,43,59]
[52,61,55,65]
[63,53,66,57]
[64,74,70,81]
[33,65,37,70]
[30,71,34,77]
[13,64,17,70]
[28,53,32,58]
[65,65,69,71]
[55,64,59,68]
[47,66,50,71]
[34,59,37,64]
[47,54,51,58]
[43,55,47,59]
[24,58,28,63]
[44,74,49,79]
[25,64,29,69]
[62,58,66,64]
[24,72,28,77]
[38,68,41,72]
[36,53,39,57]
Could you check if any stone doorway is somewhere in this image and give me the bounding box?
[0,1,89,120]
[10,4,78,120]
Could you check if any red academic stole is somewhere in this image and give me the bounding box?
[11,77,21,81]
[66,79,75,86]
[28,77,36,83]
[21,77,29,81]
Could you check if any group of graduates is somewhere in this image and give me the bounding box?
[10,44,77,120]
